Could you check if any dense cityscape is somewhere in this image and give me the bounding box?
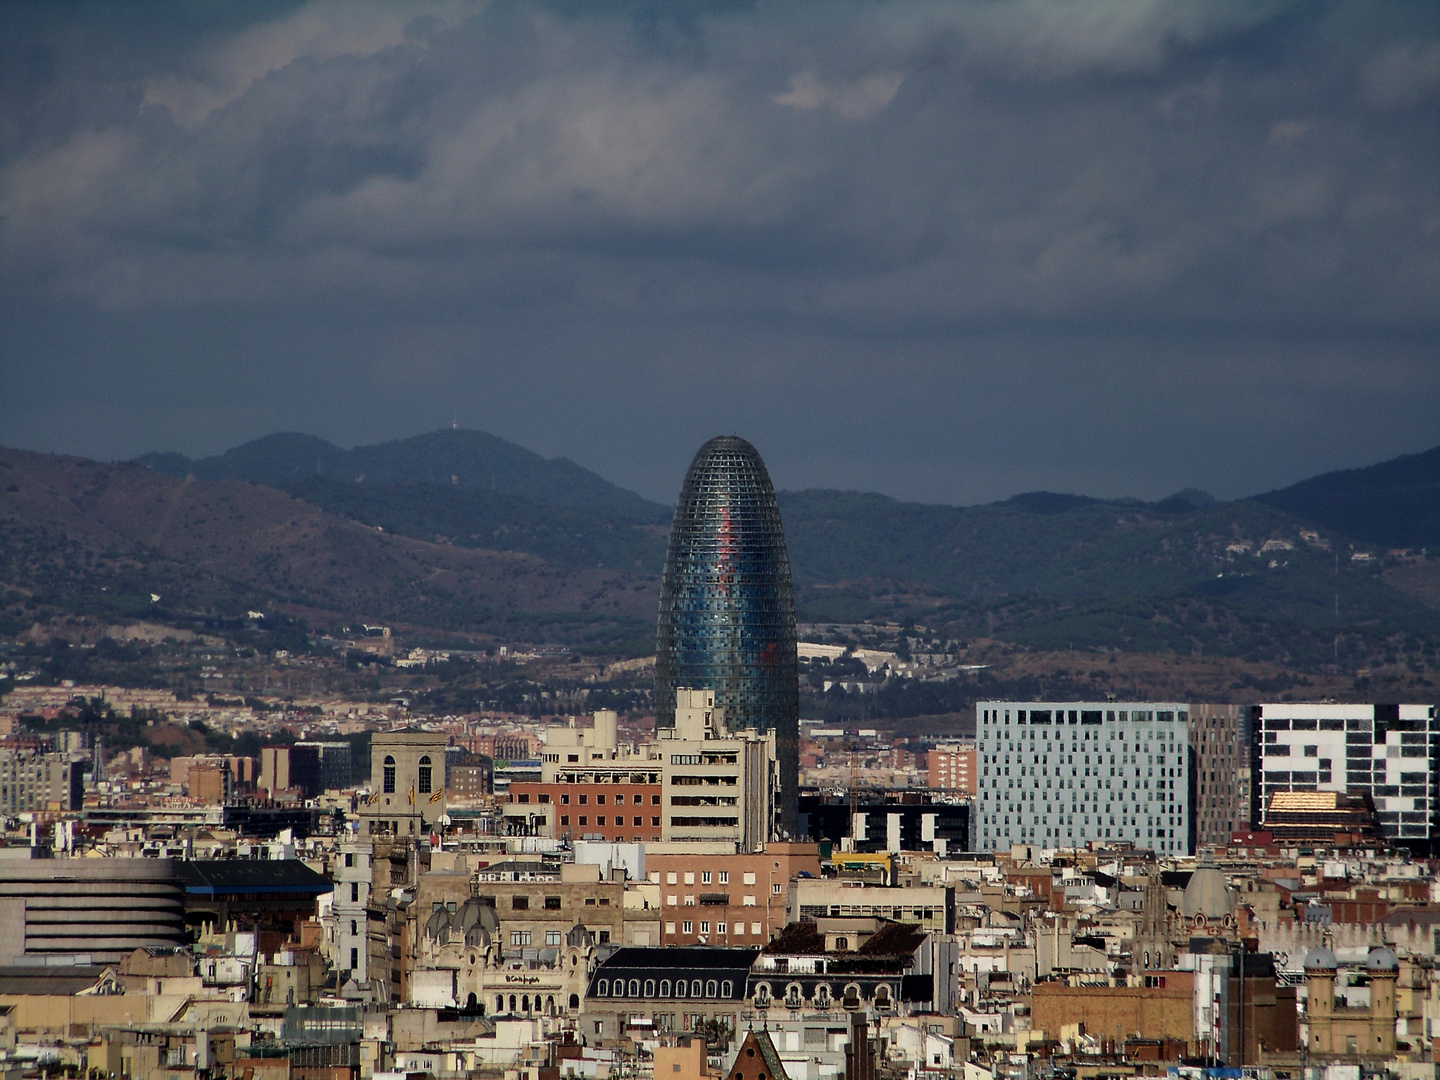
[0,436,1432,1080]
[4,4,1438,1080]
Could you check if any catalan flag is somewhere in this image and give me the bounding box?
[408,785,415,806]
[428,789,444,804]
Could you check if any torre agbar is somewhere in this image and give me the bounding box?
[655,436,800,834]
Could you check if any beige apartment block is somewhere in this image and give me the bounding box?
[658,689,778,853]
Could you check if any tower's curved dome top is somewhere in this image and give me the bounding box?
[656,434,797,735]
[1180,861,1236,920]
[1366,947,1399,971]
[1303,946,1338,971]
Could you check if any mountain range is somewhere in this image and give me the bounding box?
[2,429,1438,674]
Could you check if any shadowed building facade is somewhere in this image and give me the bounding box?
[656,436,799,834]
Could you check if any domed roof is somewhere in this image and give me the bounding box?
[1365,947,1399,971]
[1180,861,1236,920]
[1303,946,1338,970]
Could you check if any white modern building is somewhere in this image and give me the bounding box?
[975,701,1191,854]
[1253,702,1438,846]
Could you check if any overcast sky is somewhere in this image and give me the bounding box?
[2,1,1437,506]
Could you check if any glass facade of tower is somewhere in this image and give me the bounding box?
[656,436,799,832]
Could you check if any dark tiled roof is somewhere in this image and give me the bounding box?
[589,947,758,1000]
[177,860,333,897]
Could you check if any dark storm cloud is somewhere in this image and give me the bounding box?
[1,1,1437,504]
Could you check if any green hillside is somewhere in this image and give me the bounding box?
[110,430,1440,672]
[1254,444,1440,548]
[778,490,1440,669]
[284,477,667,573]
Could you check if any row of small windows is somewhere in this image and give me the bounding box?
[595,977,732,999]
[982,708,1187,724]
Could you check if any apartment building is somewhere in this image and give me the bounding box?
[927,742,977,795]
[0,748,84,814]
[504,693,778,853]
[471,860,655,948]
[976,701,1191,854]
[1190,704,1250,848]
[644,841,821,946]
[1253,703,1438,849]
[790,880,952,935]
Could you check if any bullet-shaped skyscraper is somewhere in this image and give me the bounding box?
[656,436,799,834]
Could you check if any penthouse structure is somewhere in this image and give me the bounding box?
[976,701,1191,854]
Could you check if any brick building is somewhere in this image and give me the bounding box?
[927,742,976,795]
[644,842,821,946]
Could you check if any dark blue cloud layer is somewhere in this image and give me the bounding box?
[2,1,1437,503]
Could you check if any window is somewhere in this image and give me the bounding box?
[700,921,710,934]
[345,853,354,867]
[772,883,782,894]
[743,872,756,885]
[652,816,661,826]
[513,895,529,910]
[546,931,563,946]
[718,922,727,933]
[682,921,694,934]
[350,947,358,969]
[719,871,729,884]
[350,882,359,902]
[382,755,396,793]
[645,979,656,996]
[635,816,643,826]
[545,896,562,910]
[597,980,609,996]
[660,980,671,996]
[701,871,712,884]
[511,931,532,946]
[417,755,433,794]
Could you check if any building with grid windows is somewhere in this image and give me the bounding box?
[975,701,1192,854]
[1189,704,1250,848]
[1251,703,1438,851]
[655,436,799,834]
